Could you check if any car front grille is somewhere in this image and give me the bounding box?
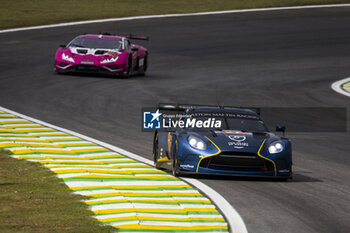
[95,50,107,55]
[77,49,88,54]
[199,151,274,171]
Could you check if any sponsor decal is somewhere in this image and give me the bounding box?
[80,61,94,64]
[180,164,194,169]
[279,169,290,173]
[228,135,246,142]
[219,130,244,134]
[228,134,248,149]
[106,51,120,57]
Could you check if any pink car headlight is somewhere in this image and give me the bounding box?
[62,53,75,63]
[101,57,118,64]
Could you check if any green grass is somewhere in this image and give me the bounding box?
[0,0,349,29]
[0,150,116,233]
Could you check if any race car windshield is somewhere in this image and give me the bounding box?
[225,118,268,132]
[68,37,122,49]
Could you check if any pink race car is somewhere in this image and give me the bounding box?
[54,33,149,77]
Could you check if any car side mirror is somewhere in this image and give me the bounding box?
[276,125,286,136]
[131,47,138,52]
[59,44,66,48]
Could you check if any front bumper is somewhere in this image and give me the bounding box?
[55,61,127,76]
[178,152,292,178]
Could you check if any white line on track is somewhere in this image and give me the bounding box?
[0,4,350,34]
[0,106,247,233]
[331,77,350,97]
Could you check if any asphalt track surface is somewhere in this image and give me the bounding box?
[0,7,350,233]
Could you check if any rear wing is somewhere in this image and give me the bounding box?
[158,103,261,115]
[99,33,149,41]
[124,34,149,41]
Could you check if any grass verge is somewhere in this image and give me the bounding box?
[0,0,349,30]
[0,149,115,233]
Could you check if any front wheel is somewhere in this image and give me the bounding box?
[123,56,132,78]
[54,67,63,75]
[140,53,148,76]
[172,140,180,177]
[153,133,161,169]
[276,168,292,181]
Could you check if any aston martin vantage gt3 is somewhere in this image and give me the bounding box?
[153,105,292,180]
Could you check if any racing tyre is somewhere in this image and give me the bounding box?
[153,133,161,169]
[140,53,148,76]
[276,177,289,181]
[124,56,132,78]
[54,68,63,75]
[172,140,180,177]
[277,169,292,181]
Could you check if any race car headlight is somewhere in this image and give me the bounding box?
[188,136,207,150]
[101,57,118,64]
[268,141,284,154]
[62,53,74,63]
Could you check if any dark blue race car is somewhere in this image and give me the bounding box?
[153,105,292,180]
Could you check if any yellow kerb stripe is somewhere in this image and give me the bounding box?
[93,208,217,215]
[99,216,224,222]
[84,192,201,198]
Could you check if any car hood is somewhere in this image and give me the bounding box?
[195,130,270,153]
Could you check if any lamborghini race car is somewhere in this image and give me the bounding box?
[54,33,148,77]
[153,105,292,179]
